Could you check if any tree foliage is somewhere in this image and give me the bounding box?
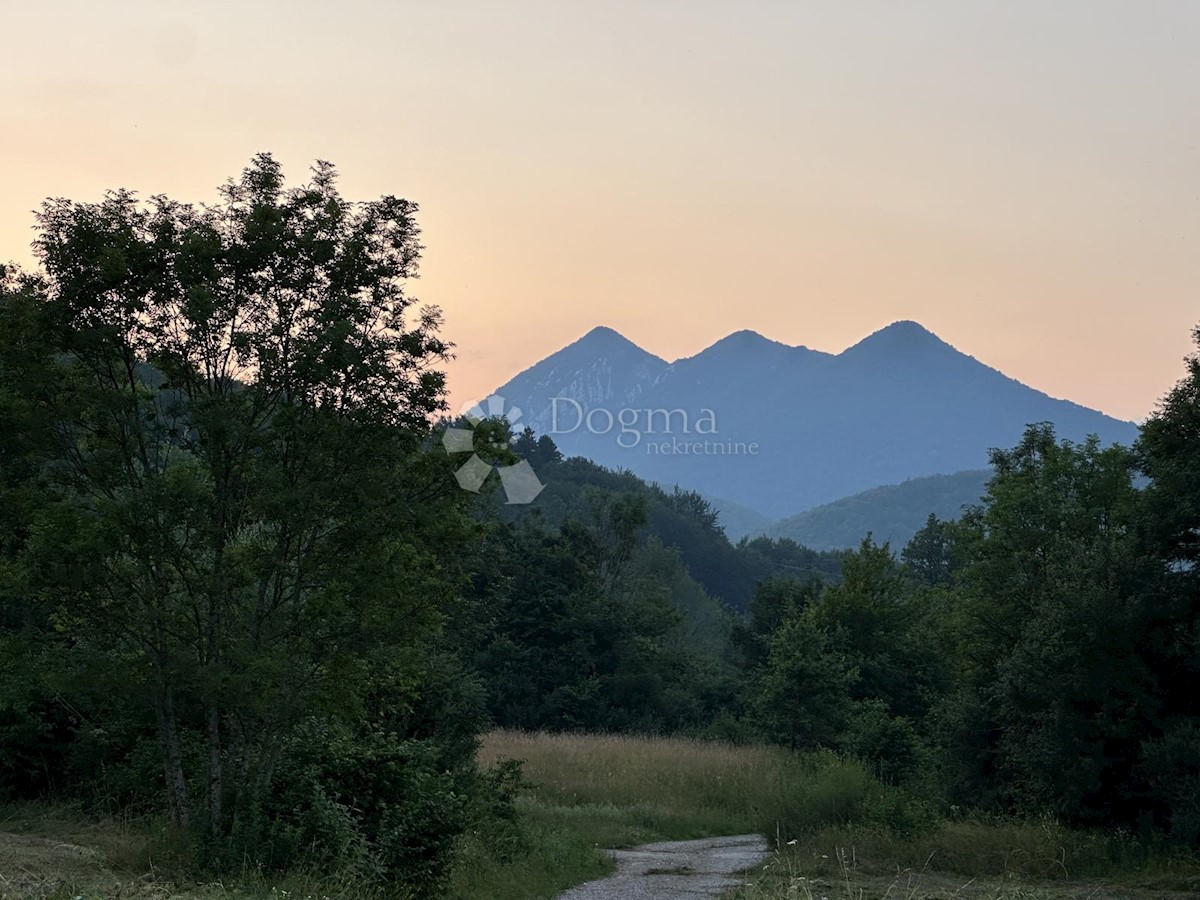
[0,157,486,891]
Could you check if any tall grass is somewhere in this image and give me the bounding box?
[730,818,1200,898]
[458,731,1200,900]
[449,730,921,900]
[0,803,391,899]
[8,733,1198,899]
[478,729,919,841]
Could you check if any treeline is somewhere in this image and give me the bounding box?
[465,440,841,736]
[474,394,1200,844]
[2,157,1199,898]
[739,410,1200,843]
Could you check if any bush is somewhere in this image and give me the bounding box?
[774,750,937,838]
[243,727,473,895]
[841,699,924,784]
[1140,719,1200,843]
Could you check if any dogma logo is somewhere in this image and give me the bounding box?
[441,395,545,504]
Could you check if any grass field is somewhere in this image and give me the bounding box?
[449,730,908,900]
[455,732,1200,900]
[3,731,1200,899]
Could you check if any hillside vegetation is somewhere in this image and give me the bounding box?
[767,469,991,550]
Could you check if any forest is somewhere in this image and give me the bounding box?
[2,158,1199,898]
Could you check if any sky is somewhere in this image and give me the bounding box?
[3,1,1198,422]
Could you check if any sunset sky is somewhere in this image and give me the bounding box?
[4,1,1198,421]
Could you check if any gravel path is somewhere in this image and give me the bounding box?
[556,833,769,899]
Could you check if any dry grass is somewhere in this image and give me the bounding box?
[479,729,898,842]
[477,731,1200,900]
[481,729,784,801]
[0,804,166,900]
[480,729,781,836]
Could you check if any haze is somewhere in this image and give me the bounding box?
[3,1,1198,421]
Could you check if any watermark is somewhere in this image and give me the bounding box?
[442,395,545,504]
[442,394,757,502]
[645,438,759,455]
[548,398,758,454]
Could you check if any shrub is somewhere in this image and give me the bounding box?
[1140,719,1200,843]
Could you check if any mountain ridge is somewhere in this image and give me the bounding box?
[492,321,1138,517]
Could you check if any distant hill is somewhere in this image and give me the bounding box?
[768,469,992,551]
[705,495,775,541]
[493,321,1138,517]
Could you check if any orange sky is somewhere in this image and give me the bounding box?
[3,1,1198,422]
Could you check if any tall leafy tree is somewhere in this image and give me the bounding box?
[753,611,855,751]
[943,425,1158,822]
[5,156,477,872]
[1135,324,1200,840]
[901,513,956,587]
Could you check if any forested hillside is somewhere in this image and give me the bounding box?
[491,432,842,611]
[768,469,991,550]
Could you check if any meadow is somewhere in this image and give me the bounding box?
[449,730,911,900]
[453,732,1200,900]
[3,731,1199,899]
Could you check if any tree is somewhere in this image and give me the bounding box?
[942,425,1158,824]
[808,539,941,743]
[731,576,821,671]
[1134,323,1200,839]
[1139,324,1200,575]
[473,488,715,733]
[5,156,481,880]
[902,513,956,587]
[741,541,938,780]
[753,611,856,751]
[0,266,121,802]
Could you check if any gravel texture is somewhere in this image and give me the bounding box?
[555,833,769,899]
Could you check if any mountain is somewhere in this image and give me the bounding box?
[767,469,992,551]
[497,326,668,433]
[491,321,1139,517]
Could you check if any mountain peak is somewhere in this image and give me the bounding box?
[568,325,652,355]
[702,329,791,355]
[582,324,627,341]
[841,320,955,358]
[881,319,933,337]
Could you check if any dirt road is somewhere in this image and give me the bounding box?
[556,833,769,898]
